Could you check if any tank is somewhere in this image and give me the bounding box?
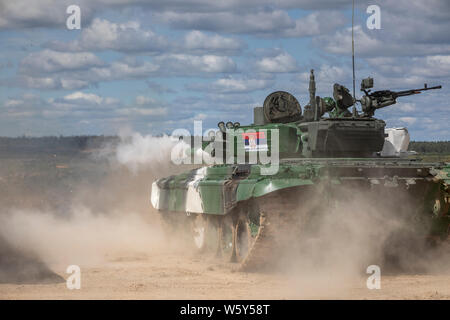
[151,70,449,271]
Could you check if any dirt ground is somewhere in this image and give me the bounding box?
[1,139,449,300]
[1,249,450,300]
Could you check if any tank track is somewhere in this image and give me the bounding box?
[237,177,450,271]
[173,176,450,272]
[239,195,306,271]
[239,211,282,271]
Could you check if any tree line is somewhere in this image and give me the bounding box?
[0,136,449,154]
[0,136,119,154]
[409,141,450,153]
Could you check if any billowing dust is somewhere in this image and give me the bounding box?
[0,134,449,299]
[273,186,450,297]
[0,134,182,285]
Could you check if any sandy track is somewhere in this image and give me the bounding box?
[1,251,450,300]
[1,148,449,300]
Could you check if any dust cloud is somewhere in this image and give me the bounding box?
[0,133,187,284]
[0,207,164,268]
[0,234,64,284]
[0,133,448,298]
[112,132,181,173]
[274,185,450,297]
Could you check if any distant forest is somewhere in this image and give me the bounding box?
[0,136,449,154]
[409,141,450,153]
[0,136,119,154]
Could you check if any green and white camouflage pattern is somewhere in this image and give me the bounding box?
[151,159,450,218]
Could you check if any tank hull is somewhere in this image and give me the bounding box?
[151,159,450,270]
[152,159,450,216]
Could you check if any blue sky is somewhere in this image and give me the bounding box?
[0,0,449,140]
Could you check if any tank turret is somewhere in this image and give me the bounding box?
[209,69,441,159]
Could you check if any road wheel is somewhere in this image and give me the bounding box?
[219,215,235,261]
[189,214,223,254]
[191,214,207,252]
[235,215,252,262]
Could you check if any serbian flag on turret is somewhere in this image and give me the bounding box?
[242,131,268,152]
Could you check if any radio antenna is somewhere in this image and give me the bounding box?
[351,0,356,114]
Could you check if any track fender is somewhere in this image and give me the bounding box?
[236,178,314,201]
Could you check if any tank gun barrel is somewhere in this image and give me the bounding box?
[371,84,442,99]
[390,84,442,97]
[360,80,442,116]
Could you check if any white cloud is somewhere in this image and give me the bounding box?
[315,25,384,56]
[20,50,104,74]
[63,92,117,106]
[154,54,236,74]
[1,0,449,139]
[254,52,298,73]
[16,57,159,90]
[361,55,450,93]
[316,24,450,58]
[135,96,155,106]
[411,55,450,78]
[64,92,103,105]
[16,48,238,90]
[0,0,354,30]
[0,0,92,29]
[18,76,90,90]
[396,103,416,112]
[183,31,244,54]
[156,9,345,37]
[399,117,417,125]
[59,79,90,90]
[4,99,24,108]
[366,55,450,79]
[279,11,346,37]
[117,107,168,116]
[2,93,43,119]
[48,19,245,56]
[212,78,271,93]
[49,18,170,53]
[91,60,159,79]
[20,76,60,90]
[190,77,273,93]
[294,64,350,95]
[44,92,170,120]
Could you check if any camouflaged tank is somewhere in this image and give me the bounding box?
[151,70,449,271]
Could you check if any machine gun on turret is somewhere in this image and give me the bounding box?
[359,77,442,117]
